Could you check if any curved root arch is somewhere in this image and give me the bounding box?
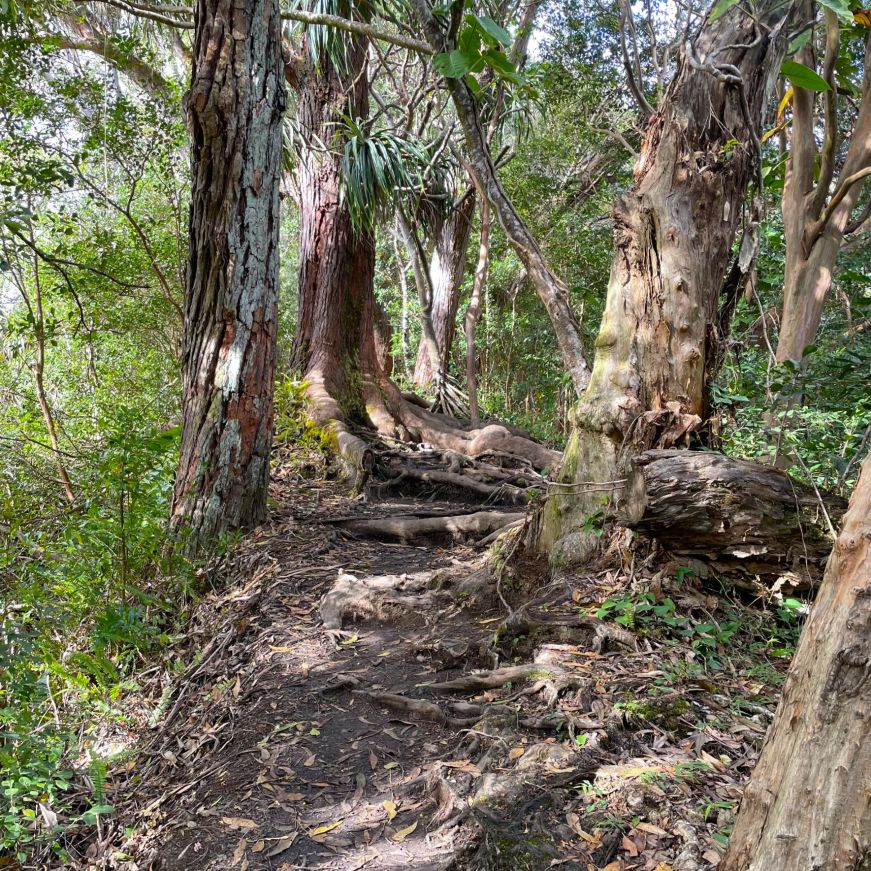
[303,365,561,500]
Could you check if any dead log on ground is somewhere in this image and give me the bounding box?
[621,450,847,587]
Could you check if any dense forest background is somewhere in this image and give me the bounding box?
[0,0,869,867]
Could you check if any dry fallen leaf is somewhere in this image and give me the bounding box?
[383,800,397,821]
[621,834,639,857]
[636,822,668,836]
[222,817,259,830]
[392,820,418,842]
[442,759,481,776]
[508,746,525,760]
[303,754,316,767]
[231,837,248,864]
[266,833,299,857]
[310,820,342,837]
[369,750,378,770]
[251,840,265,853]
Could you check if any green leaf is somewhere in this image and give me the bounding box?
[433,50,471,78]
[781,60,831,91]
[818,0,853,22]
[433,46,484,78]
[709,0,740,23]
[787,29,812,55]
[467,13,511,47]
[481,48,521,83]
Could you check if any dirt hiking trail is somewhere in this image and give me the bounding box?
[96,460,783,871]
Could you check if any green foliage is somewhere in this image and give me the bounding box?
[780,60,831,92]
[596,591,742,672]
[0,29,194,860]
[273,377,338,455]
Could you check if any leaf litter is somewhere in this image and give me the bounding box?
[74,458,793,870]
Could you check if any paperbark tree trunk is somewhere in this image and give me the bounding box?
[413,192,476,387]
[536,0,797,555]
[170,0,286,549]
[776,30,871,364]
[721,453,871,871]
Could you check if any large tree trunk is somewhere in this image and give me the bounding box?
[622,450,846,585]
[413,192,476,387]
[536,0,797,555]
[721,453,871,870]
[170,0,286,549]
[287,32,386,469]
[776,31,871,364]
[284,22,556,477]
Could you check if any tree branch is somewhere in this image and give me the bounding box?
[810,8,840,219]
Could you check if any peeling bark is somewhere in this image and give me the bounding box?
[722,453,871,870]
[170,0,286,549]
[538,0,798,555]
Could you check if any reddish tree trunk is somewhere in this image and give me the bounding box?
[171,0,286,548]
[290,34,376,401]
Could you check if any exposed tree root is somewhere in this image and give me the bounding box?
[319,570,448,630]
[302,371,560,499]
[332,510,526,544]
[496,602,639,653]
[371,446,539,505]
[354,689,482,728]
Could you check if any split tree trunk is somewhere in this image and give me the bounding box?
[776,31,871,364]
[721,453,871,870]
[536,0,798,555]
[413,192,477,387]
[170,0,286,549]
[622,450,846,584]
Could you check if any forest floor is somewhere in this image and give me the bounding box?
[86,453,792,871]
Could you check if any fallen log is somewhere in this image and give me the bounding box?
[621,450,847,586]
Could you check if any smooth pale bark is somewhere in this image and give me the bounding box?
[537,0,797,554]
[722,453,871,870]
[777,32,871,363]
[413,193,476,387]
[170,0,286,547]
[410,0,592,396]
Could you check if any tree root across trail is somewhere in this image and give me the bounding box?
[304,372,560,506]
[87,466,791,871]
